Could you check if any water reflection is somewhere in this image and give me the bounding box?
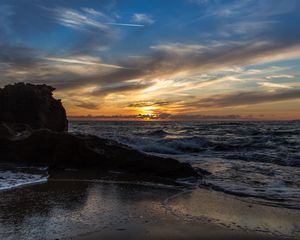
[168,188,300,238]
[0,180,179,240]
[1,181,299,240]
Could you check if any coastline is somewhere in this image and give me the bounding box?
[1,179,299,240]
[72,221,279,240]
[73,226,282,240]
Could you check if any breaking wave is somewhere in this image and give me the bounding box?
[69,120,300,209]
[0,168,48,191]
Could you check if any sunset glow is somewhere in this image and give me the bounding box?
[1,0,300,120]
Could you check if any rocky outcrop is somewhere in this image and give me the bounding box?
[0,123,15,140]
[0,83,67,132]
[0,129,199,179]
[0,83,201,181]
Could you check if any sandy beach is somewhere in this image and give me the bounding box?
[0,180,299,240]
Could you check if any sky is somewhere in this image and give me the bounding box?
[0,0,300,120]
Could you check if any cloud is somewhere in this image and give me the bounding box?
[0,45,43,68]
[137,113,170,120]
[195,88,300,108]
[150,44,206,54]
[106,22,144,27]
[1,38,300,97]
[171,114,242,120]
[187,0,300,39]
[258,82,291,90]
[83,39,300,90]
[0,45,122,89]
[90,82,152,96]
[193,0,299,18]
[69,114,138,120]
[51,7,145,30]
[127,101,173,108]
[68,113,242,120]
[46,56,125,69]
[81,7,109,18]
[1,0,299,118]
[52,7,109,31]
[132,13,154,25]
[41,6,145,55]
[75,101,99,110]
[1,1,300,100]
[266,74,294,79]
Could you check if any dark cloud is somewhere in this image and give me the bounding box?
[0,45,43,68]
[1,40,300,100]
[171,114,242,120]
[68,113,242,120]
[69,114,138,120]
[91,82,151,96]
[75,101,99,110]
[137,112,172,120]
[1,39,300,98]
[74,39,300,88]
[195,88,300,107]
[127,101,173,107]
[0,0,300,101]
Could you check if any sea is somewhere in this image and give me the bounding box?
[1,120,300,209]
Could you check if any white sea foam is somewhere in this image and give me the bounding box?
[0,170,48,191]
[69,120,300,209]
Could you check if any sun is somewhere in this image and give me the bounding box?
[137,106,160,120]
[138,106,157,114]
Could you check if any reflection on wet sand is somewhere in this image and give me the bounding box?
[0,180,299,240]
[0,180,180,240]
[168,188,300,238]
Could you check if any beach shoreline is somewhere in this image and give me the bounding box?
[72,221,279,240]
[0,179,299,240]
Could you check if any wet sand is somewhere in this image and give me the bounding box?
[0,179,299,240]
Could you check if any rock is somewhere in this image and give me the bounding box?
[0,123,15,139]
[0,83,67,132]
[0,123,33,140]
[0,82,200,180]
[0,129,199,179]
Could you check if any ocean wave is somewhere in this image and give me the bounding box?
[141,137,210,154]
[143,129,170,137]
[197,159,300,209]
[69,121,300,166]
[224,152,300,167]
[69,120,300,208]
[0,169,48,191]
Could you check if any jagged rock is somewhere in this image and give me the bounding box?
[0,83,68,132]
[0,129,199,179]
[0,83,200,180]
[0,123,15,139]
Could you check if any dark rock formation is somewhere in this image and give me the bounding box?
[0,129,199,179]
[0,123,13,139]
[0,83,68,132]
[0,83,200,180]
